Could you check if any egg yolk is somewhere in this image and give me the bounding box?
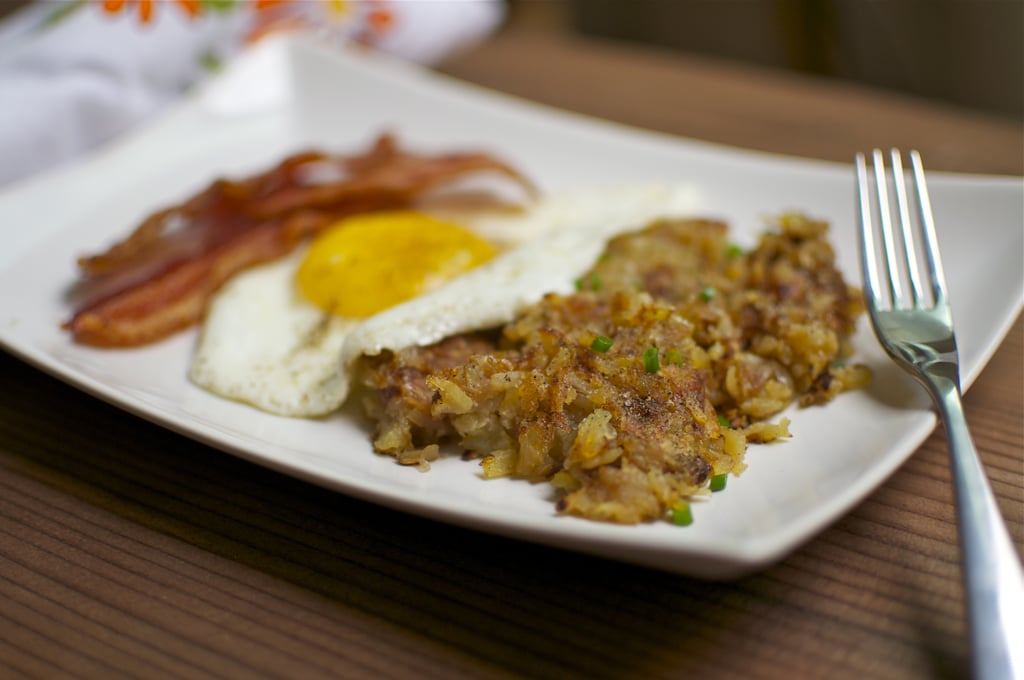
[296,211,496,318]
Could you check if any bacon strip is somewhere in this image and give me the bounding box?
[69,224,289,348]
[65,134,535,347]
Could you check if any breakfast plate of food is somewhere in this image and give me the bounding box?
[1,37,1021,577]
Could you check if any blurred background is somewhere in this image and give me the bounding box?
[503,0,1023,120]
[0,0,1019,187]
[3,0,1018,119]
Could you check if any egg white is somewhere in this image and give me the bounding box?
[189,247,359,417]
[189,181,698,417]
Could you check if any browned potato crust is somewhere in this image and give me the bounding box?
[359,215,869,523]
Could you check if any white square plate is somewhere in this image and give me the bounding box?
[1,37,1021,578]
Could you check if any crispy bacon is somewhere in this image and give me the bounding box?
[65,134,535,347]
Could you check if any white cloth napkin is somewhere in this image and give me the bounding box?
[0,0,505,188]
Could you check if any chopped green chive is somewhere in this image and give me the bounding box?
[726,243,744,259]
[665,348,683,366]
[829,360,845,369]
[574,277,583,291]
[643,347,660,373]
[700,286,716,302]
[591,335,613,352]
[717,414,732,428]
[710,473,728,492]
[671,504,694,526]
[575,274,602,292]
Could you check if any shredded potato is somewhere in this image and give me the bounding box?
[359,216,869,523]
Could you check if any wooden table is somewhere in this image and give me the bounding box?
[2,31,1021,679]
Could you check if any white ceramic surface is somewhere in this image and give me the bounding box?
[1,37,1021,578]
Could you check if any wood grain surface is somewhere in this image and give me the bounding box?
[1,30,1021,679]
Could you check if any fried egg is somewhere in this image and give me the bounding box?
[189,210,497,416]
[189,181,698,417]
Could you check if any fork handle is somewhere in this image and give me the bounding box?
[925,370,1024,680]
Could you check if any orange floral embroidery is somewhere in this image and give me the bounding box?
[366,7,393,32]
[177,0,201,15]
[95,0,393,45]
[99,0,226,24]
[353,1,394,47]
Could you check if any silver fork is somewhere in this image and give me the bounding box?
[856,149,1024,680]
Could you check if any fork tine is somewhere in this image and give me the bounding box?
[871,149,906,307]
[857,150,942,311]
[908,150,949,306]
[855,152,884,306]
[889,149,926,307]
